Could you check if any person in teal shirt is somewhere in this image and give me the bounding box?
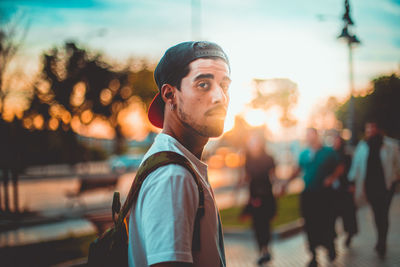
[299,145,339,192]
[286,128,341,267]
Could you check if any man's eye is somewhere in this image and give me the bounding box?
[198,81,210,90]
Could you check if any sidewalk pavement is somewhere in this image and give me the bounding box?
[224,194,400,267]
[1,180,399,266]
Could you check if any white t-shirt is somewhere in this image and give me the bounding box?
[128,133,225,267]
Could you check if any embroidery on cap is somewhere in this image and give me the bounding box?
[195,42,209,49]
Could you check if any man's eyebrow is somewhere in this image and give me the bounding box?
[193,74,232,83]
[194,74,214,81]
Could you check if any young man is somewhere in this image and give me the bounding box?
[285,128,340,267]
[128,41,231,267]
[348,120,400,258]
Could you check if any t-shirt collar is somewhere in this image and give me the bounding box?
[157,133,209,178]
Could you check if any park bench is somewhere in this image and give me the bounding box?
[66,173,119,207]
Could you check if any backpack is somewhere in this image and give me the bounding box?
[87,151,205,267]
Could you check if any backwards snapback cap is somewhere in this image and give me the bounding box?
[148,41,230,128]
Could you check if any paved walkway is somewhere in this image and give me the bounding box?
[1,172,399,266]
[224,194,400,267]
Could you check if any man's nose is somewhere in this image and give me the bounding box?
[211,85,229,105]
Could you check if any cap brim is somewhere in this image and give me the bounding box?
[148,93,164,128]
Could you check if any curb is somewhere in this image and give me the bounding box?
[223,218,304,241]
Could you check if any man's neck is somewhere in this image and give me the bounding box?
[162,127,208,160]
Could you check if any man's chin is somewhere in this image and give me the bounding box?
[203,123,225,138]
[192,120,224,138]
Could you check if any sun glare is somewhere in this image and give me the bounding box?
[117,99,151,141]
[222,26,354,138]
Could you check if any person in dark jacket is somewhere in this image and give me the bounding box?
[331,136,358,247]
[240,133,277,266]
[348,120,400,258]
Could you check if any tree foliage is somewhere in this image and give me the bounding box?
[0,10,29,120]
[0,11,30,213]
[23,42,158,155]
[336,73,400,140]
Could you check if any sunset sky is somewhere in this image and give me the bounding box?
[1,0,399,139]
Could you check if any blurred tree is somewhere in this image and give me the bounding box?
[128,65,160,104]
[251,78,299,128]
[0,10,29,214]
[336,73,400,141]
[0,12,158,214]
[23,41,158,157]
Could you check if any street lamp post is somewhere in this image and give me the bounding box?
[337,0,360,146]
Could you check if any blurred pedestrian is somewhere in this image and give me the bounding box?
[330,135,358,247]
[285,128,341,267]
[128,41,231,267]
[240,133,277,265]
[348,120,400,259]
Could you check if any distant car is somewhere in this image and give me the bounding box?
[109,154,143,173]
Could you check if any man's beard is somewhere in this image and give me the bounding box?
[178,106,225,137]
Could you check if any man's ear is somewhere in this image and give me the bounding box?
[160,84,175,104]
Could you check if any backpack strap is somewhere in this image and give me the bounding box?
[115,151,205,251]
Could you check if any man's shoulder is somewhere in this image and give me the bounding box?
[322,146,334,153]
[138,149,197,192]
[140,149,190,182]
[299,148,310,157]
[356,139,367,146]
[142,134,178,159]
[323,146,337,157]
[298,149,311,169]
[135,162,199,213]
[142,149,186,166]
[383,136,400,148]
[354,140,368,153]
[141,163,195,188]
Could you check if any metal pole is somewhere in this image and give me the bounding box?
[348,41,356,145]
[338,0,360,146]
